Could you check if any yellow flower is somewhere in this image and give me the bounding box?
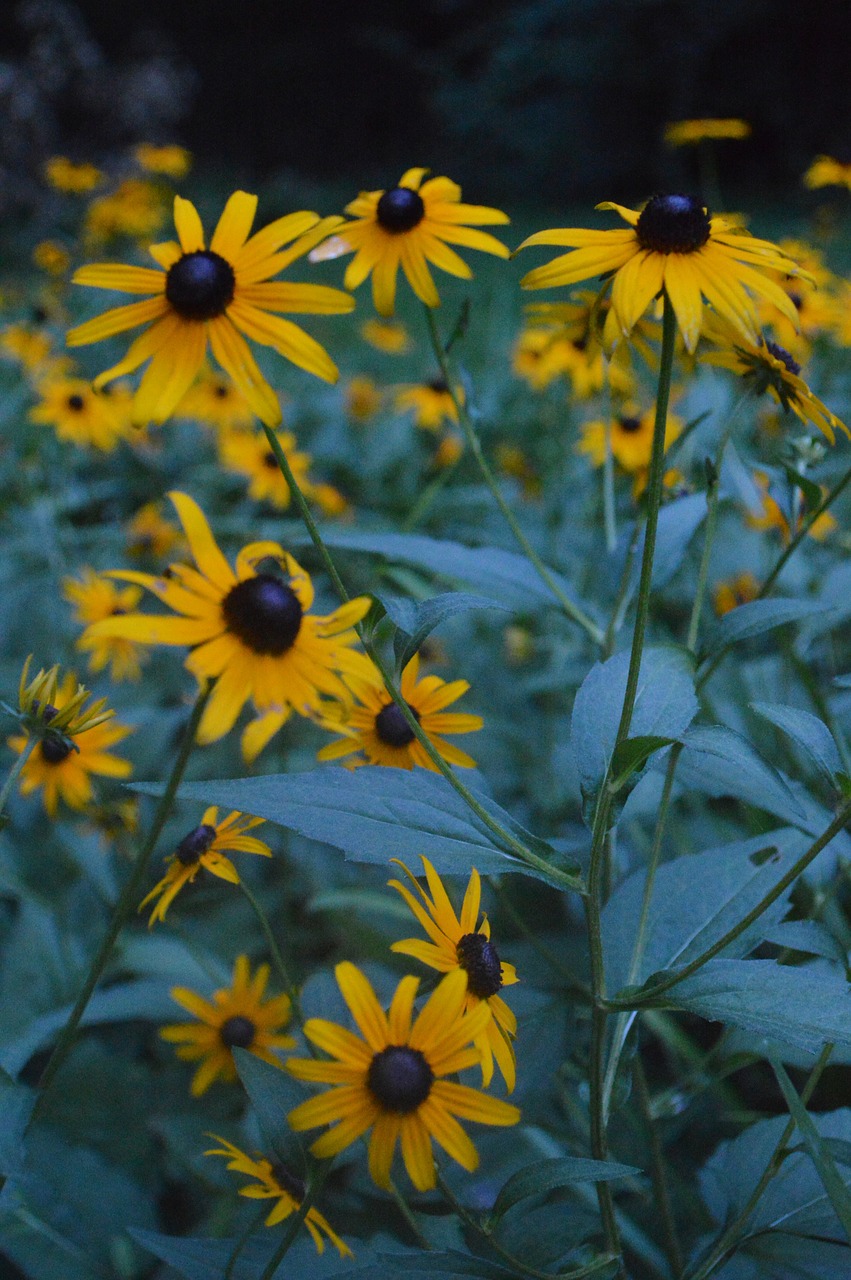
[388,857,519,1091]
[218,428,347,516]
[287,964,520,1190]
[803,156,851,192]
[44,156,103,193]
[361,318,411,353]
[68,191,354,426]
[433,433,464,469]
[577,403,682,473]
[316,653,482,771]
[394,378,462,432]
[63,569,149,681]
[495,444,541,498]
[513,319,635,398]
[84,178,168,243]
[0,325,54,371]
[176,363,256,432]
[745,471,837,544]
[33,240,71,276]
[28,377,133,451]
[757,239,840,352]
[139,806,271,925]
[517,195,807,353]
[83,492,375,755]
[205,1136,351,1256]
[713,571,761,616]
[133,143,192,178]
[8,672,132,817]
[338,167,510,315]
[664,118,751,146]
[161,955,296,1096]
[344,375,383,421]
[126,501,182,559]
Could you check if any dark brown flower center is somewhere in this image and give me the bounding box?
[174,823,217,866]
[618,415,642,434]
[374,702,419,747]
[367,1045,433,1113]
[636,194,711,254]
[376,186,425,233]
[263,451,279,469]
[40,734,73,765]
[213,382,229,399]
[270,1162,306,1201]
[222,574,303,655]
[67,394,86,411]
[765,340,801,377]
[166,250,235,321]
[219,1015,256,1048]
[427,378,449,393]
[456,932,504,998]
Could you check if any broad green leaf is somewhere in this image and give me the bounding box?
[780,462,824,514]
[661,959,851,1055]
[378,591,513,670]
[673,725,804,825]
[232,1050,308,1163]
[707,598,836,652]
[377,1251,522,1278]
[750,701,843,784]
[489,1157,640,1224]
[769,1055,851,1244]
[134,768,581,890]
[131,1228,374,1278]
[764,920,847,962]
[625,493,708,591]
[0,1068,32,1177]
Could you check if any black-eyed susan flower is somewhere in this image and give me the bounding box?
[0,324,54,372]
[360,318,411,353]
[139,806,271,925]
[712,571,761,616]
[344,375,383,422]
[176,364,256,432]
[29,375,133,451]
[8,670,132,817]
[68,191,354,427]
[133,143,192,179]
[83,178,168,244]
[205,1135,352,1256]
[287,964,520,1190]
[664,118,750,147]
[517,195,807,353]
[388,857,519,1091]
[161,955,295,1096]
[577,403,682,476]
[44,156,103,193]
[701,321,846,444]
[745,470,837,545]
[432,432,464,470]
[316,653,482,771]
[218,428,346,516]
[338,168,509,316]
[394,378,462,432]
[64,569,148,682]
[126,501,182,560]
[84,492,375,754]
[803,156,851,192]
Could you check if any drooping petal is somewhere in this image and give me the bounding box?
[168,491,236,591]
[400,1113,436,1190]
[132,320,207,424]
[368,1113,401,1189]
[227,301,339,383]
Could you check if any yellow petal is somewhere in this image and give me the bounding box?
[210,191,258,260]
[66,296,169,347]
[173,196,206,253]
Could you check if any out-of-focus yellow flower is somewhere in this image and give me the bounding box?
[127,501,183,559]
[219,428,348,516]
[503,625,535,665]
[803,156,851,192]
[395,378,461,431]
[345,374,383,421]
[745,470,837,544]
[133,143,192,178]
[29,377,134,451]
[33,240,71,276]
[495,444,541,498]
[176,365,256,433]
[433,433,464,469]
[664,118,750,147]
[360,318,411,354]
[713,571,761,616]
[757,239,840,352]
[44,157,103,193]
[64,569,149,681]
[0,325,53,371]
[578,404,682,474]
[84,178,168,243]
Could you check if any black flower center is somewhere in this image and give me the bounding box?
[765,340,801,377]
[174,823,217,866]
[427,378,449,393]
[618,415,642,434]
[374,702,419,747]
[213,382,229,399]
[263,451,279,469]
[376,186,425,233]
[67,394,85,412]
[456,932,504,998]
[219,1015,256,1049]
[165,250,235,321]
[222,574,303,655]
[270,1162,306,1202]
[40,733,73,765]
[636,194,711,254]
[367,1045,433,1113]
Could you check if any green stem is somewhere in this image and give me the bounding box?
[686,457,723,652]
[0,736,37,826]
[606,796,851,1010]
[260,423,580,891]
[604,522,642,658]
[422,306,605,646]
[687,1043,833,1280]
[238,879,302,1019]
[602,358,617,555]
[387,1175,431,1249]
[402,455,462,531]
[224,1206,268,1280]
[28,683,211,1124]
[258,1162,330,1280]
[634,1056,684,1279]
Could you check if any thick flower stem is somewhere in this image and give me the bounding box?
[260,424,580,891]
[422,306,605,647]
[27,683,211,1126]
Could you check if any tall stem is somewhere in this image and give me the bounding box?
[239,879,302,1019]
[0,736,37,826]
[28,683,211,1124]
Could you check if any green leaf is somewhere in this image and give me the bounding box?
[610,735,676,788]
[781,462,824,513]
[133,769,581,890]
[765,920,847,962]
[232,1050,308,1164]
[750,701,843,785]
[489,1157,640,1224]
[707,597,836,652]
[131,1228,372,1278]
[379,591,513,671]
[769,1054,851,1244]
[674,725,804,825]
[661,959,851,1055]
[0,1068,32,1177]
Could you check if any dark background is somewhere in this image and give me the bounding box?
[2,0,850,209]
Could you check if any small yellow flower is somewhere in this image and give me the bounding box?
[44,156,103,193]
[745,470,836,544]
[287,964,520,1190]
[176,365,256,433]
[83,178,168,244]
[803,156,851,192]
[345,375,383,421]
[389,856,519,1090]
[0,325,54,372]
[29,377,133,451]
[133,143,192,178]
[433,432,464,469]
[713,571,761,616]
[33,240,71,276]
[360,318,411,353]
[161,955,296,1096]
[64,569,149,681]
[495,444,541,498]
[139,807,271,925]
[577,404,682,474]
[205,1136,352,1256]
[126,502,183,560]
[664,118,750,147]
[394,378,462,432]
[218,428,347,516]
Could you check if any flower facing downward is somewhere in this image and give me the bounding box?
[139,807,271,925]
[82,492,375,756]
[161,955,295,1096]
[205,1136,352,1256]
[517,195,807,353]
[316,653,482,771]
[338,168,509,316]
[287,964,520,1191]
[67,191,354,427]
[389,857,519,1091]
